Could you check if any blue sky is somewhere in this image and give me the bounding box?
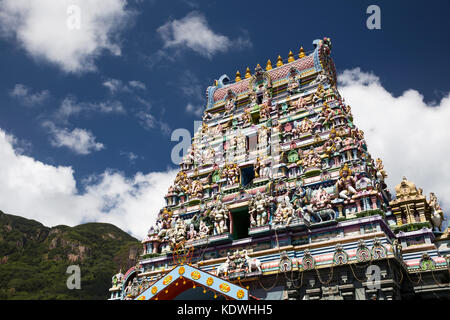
[0,0,449,237]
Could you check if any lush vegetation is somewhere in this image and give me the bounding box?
[0,210,141,300]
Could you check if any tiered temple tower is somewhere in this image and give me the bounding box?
[109,38,449,300]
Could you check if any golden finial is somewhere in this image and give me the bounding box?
[266,59,272,70]
[235,70,241,82]
[299,46,306,58]
[288,50,295,63]
[256,63,261,69]
[245,67,251,79]
[276,55,283,67]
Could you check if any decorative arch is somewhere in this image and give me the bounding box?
[135,264,249,300]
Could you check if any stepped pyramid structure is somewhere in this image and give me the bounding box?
[109,38,449,300]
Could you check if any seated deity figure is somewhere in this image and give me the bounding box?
[300,149,322,170]
[249,192,270,227]
[188,180,203,199]
[210,201,230,235]
[273,196,294,227]
[198,220,210,238]
[299,117,313,134]
[187,223,197,241]
[324,128,342,155]
[336,164,357,200]
[173,171,190,194]
[202,147,215,165]
[156,209,173,240]
[296,96,307,110]
[311,186,332,211]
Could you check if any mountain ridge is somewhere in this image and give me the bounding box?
[0,210,141,300]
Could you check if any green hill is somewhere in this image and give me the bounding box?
[0,210,141,300]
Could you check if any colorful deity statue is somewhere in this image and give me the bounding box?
[173,171,190,194]
[236,133,247,155]
[291,186,308,216]
[324,127,343,155]
[299,117,313,134]
[222,163,240,186]
[312,84,325,104]
[258,126,269,147]
[336,164,357,200]
[375,158,388,181]
[311,186,332,211]
[188,179,203,199]
[224,89,236,115]
[249,191,271,227]
[351,127,366,152]
[287,67,300,95]
[210,201,230,235]
[300,148,322,170]
[172,217,187,245]
[429,192,445,231]
[273,196,295,227]
[202,147,215,165]
[296,96,307,110]
[241,108,252,125]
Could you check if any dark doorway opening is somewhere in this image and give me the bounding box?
[241,165,254,187]
[231,208,250,240]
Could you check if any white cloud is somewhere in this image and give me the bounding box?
[0,0,133,73]
[185,103,203,117]
[103,78,147,93]
[157,11,251,58]
[56,96,125,123]
[10,84,50,106]
[0,128,177,238]
[339,68,450,220]
[137,111,171,136]
[43,122,104,155]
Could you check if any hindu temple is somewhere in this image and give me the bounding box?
[108,38,449,300]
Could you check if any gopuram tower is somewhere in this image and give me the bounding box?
[109,38,449,300]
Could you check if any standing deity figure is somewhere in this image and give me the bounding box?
[187,223,197,241]
[260,161,272,179]
[249,192,270,227]
[375,158,388,181]
[210,202,230,235]
[236,133,247,155]
[258,126,269,148]
[352,128,367,151]
[287,68,300,95]
[428,192,445,231]
[241,108,252,125]
[254,157,261,178]
[336,164,357,200]
[156,209,173,240]
[291,186,309,217]
[172,217,187,244]
[273,196,295,227]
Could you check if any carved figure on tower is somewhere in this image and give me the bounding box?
[249,191,271,227]
[210,200,230,235]
[336,164,357,200]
